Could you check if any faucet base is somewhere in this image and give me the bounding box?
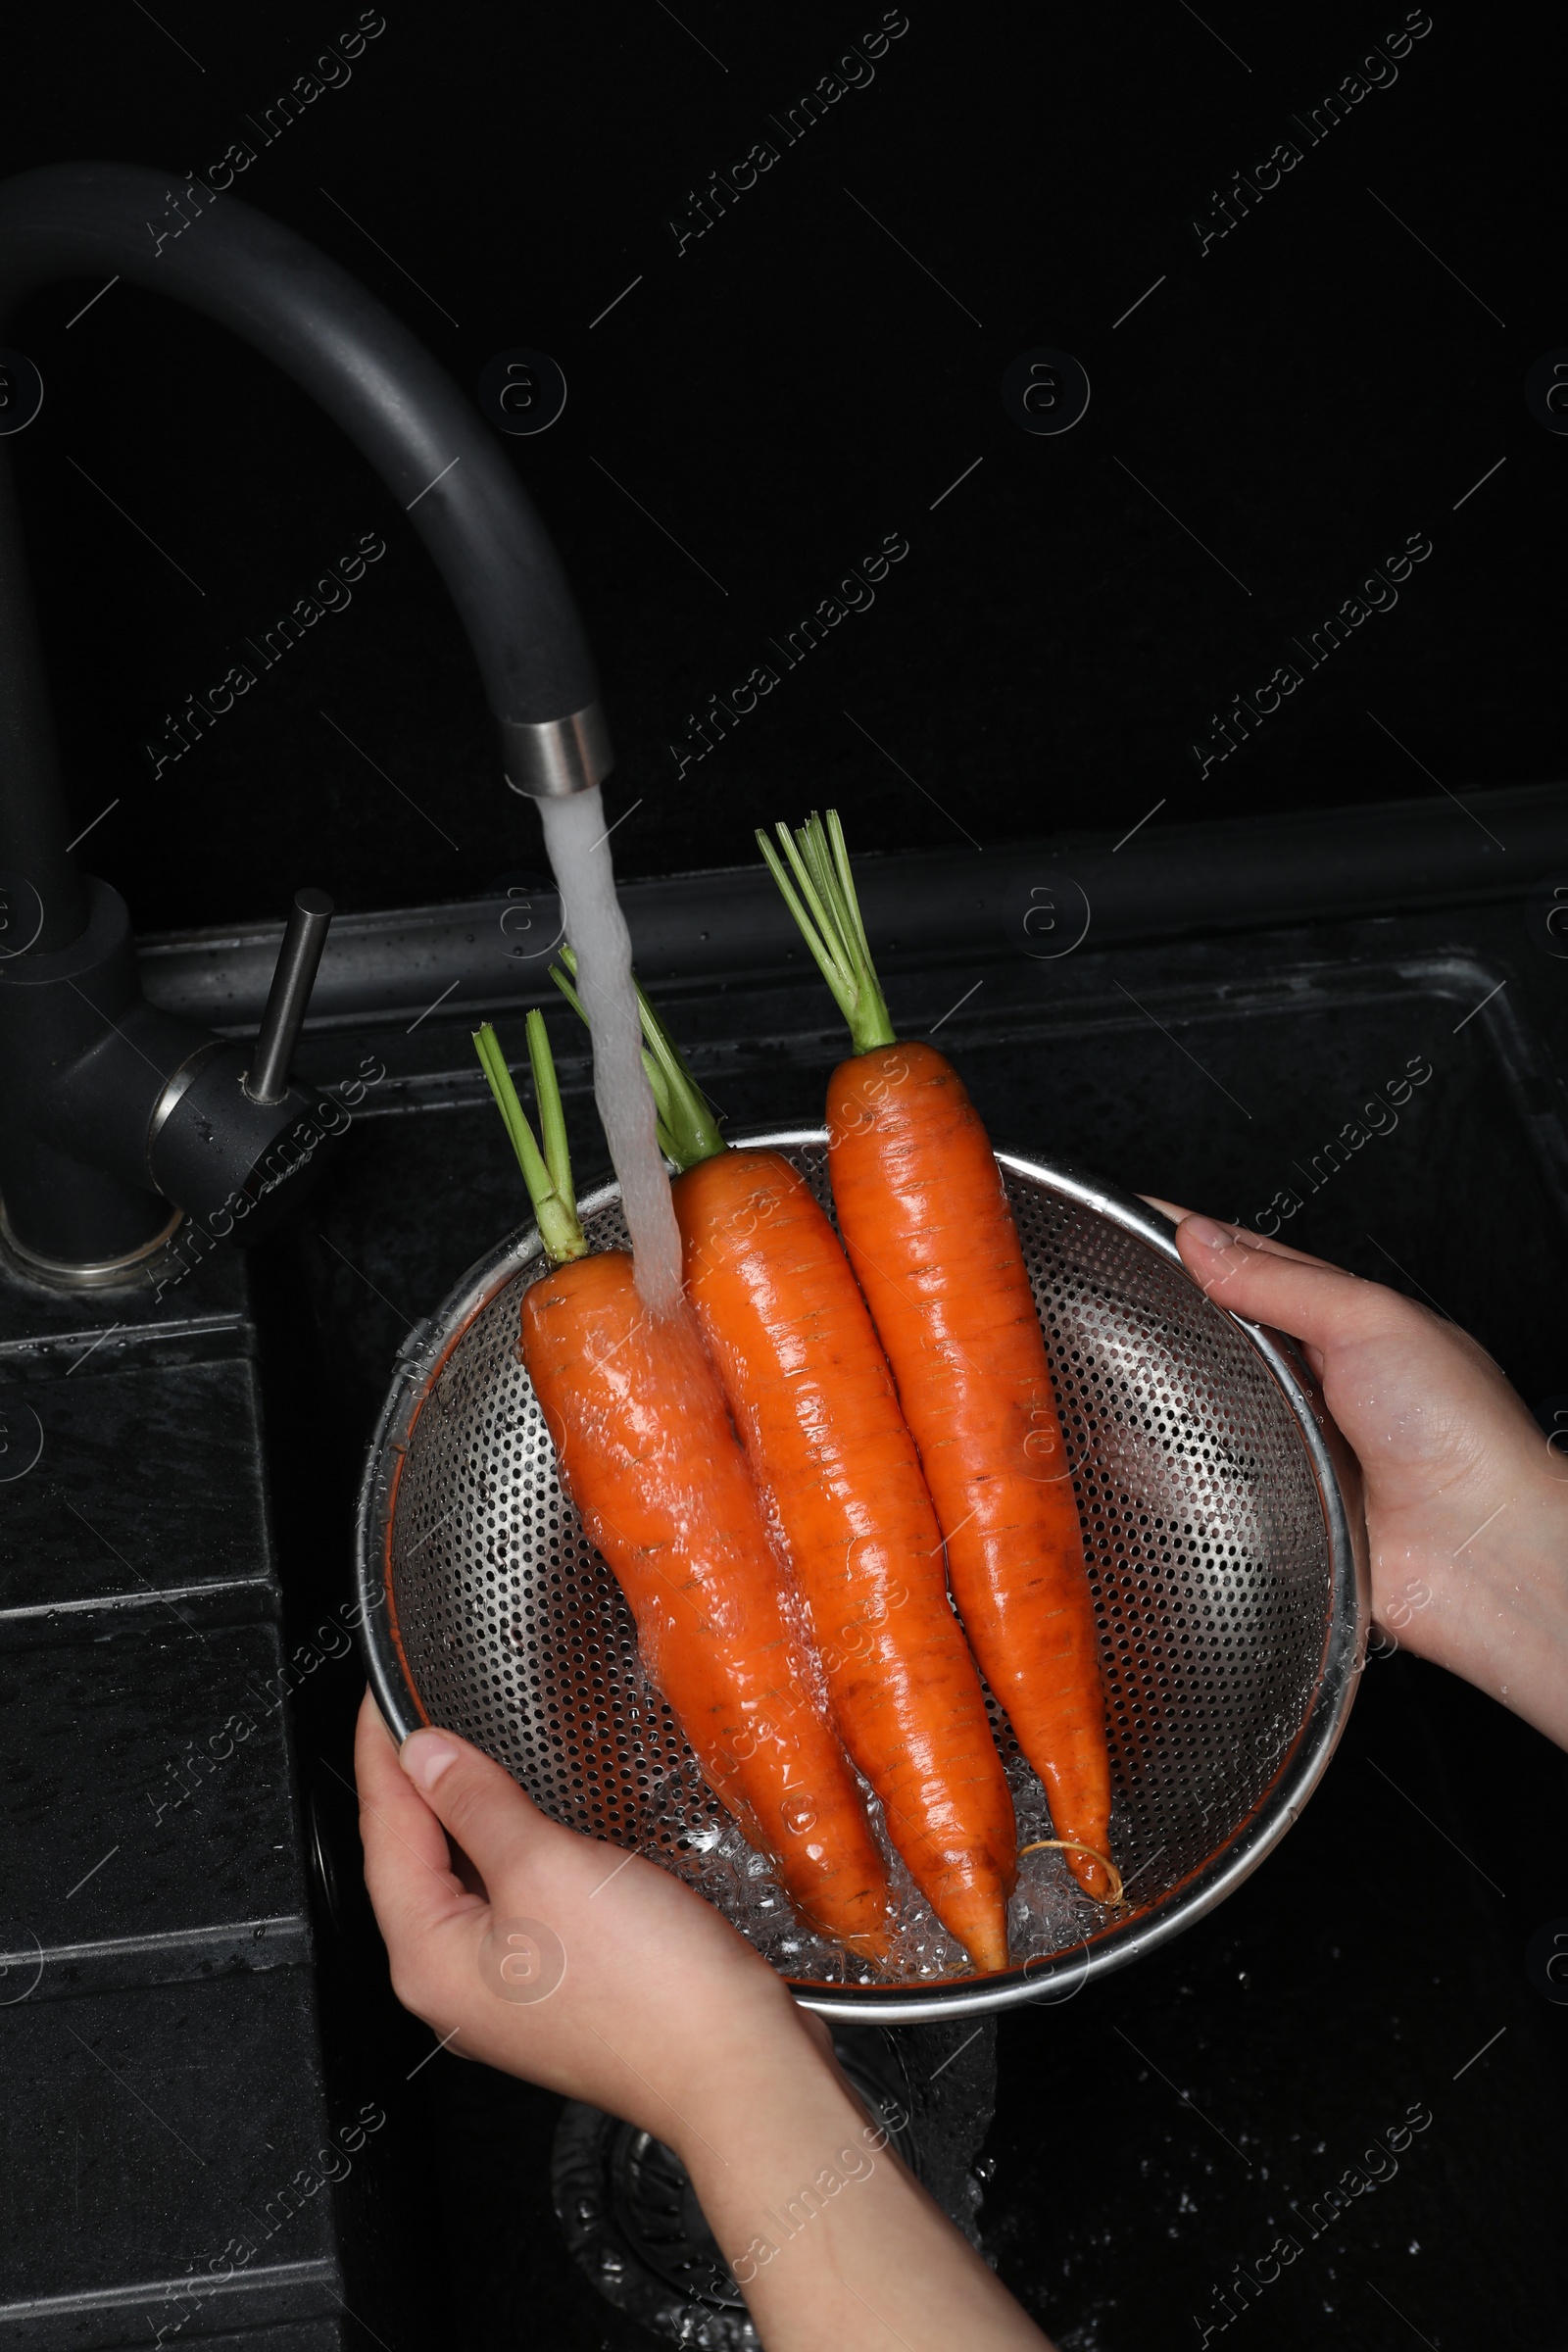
[0,1196,182,1291]
[0,876,325,1272]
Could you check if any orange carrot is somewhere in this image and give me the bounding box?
[759,816,1116,1904]
[551,956,1017,1972]
[473,1014,893,1962]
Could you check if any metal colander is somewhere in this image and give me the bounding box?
[356,1133,1367,2023]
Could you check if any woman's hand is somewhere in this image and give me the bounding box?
[355,1690,1054,2349]
[354,1689,812,2145]
[1153,1206,1568,1748]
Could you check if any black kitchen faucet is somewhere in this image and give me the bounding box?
[0,161,609,1287]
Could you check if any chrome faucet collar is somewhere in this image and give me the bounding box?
[502,704,614,800]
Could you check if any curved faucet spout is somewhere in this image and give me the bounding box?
[0,162,614,1281]
[0,159,611,941]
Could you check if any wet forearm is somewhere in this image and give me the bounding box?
[674,2023,1052,2350]
[1397,1461,1568,1748]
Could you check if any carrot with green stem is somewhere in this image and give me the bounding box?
[552,951,1018,1972]
[473,1011,894,1962]
[756,815,1119,1906]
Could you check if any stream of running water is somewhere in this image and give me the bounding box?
[537,786,684,1313]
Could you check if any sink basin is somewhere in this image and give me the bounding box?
[5,858,1566,2349]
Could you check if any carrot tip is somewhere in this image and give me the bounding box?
[1017,1838,1126,1907]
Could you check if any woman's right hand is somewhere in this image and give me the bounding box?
[1151,1208,1568,1750]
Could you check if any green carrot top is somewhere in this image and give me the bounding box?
[549,945,726,1175]
[472,1011,589,1265]
[756,810,896,1056]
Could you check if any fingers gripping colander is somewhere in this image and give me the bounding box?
[356,1135,1368,2023]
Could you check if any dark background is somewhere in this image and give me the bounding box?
[1,0,1557,930]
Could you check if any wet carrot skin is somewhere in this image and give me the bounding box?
[674,1149,1016,1972]
[520,1248,894,1962]
[825,1044,1115,1902]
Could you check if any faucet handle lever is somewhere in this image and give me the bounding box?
[246,887,334,1105]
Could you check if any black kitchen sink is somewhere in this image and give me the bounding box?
[5,828,1567,2350]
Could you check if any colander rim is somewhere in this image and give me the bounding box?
[354,1129,1369,2024]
